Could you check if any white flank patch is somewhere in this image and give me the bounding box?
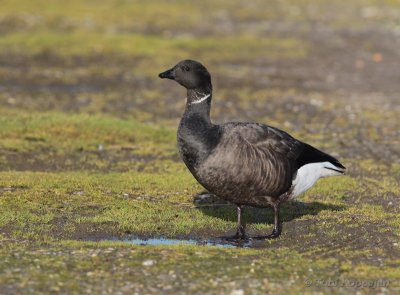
[190,94,210,105]
[291,162,344,198]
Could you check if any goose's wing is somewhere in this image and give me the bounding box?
[221,122,304,162]
[200,122,345,200]
[222,122,345,171]
[201,122,304,198]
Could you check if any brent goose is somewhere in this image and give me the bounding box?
[159,60,345,239]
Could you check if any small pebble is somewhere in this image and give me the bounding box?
[142,260,156,266]
[230,289,244,295]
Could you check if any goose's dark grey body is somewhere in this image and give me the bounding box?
[160,59,345,239]
[180,119,298,206]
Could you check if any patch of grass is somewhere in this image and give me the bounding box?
[0,170,195,240]
[0,241,397,294]
[0,111,181,173]
[1,168,398,241]
[0,32,308,71]
[0,110,175,152]
[1,0,399,35]
[303,176,359,201]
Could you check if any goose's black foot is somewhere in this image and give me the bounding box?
[222,232,249,242]
[254,204,282,240]
[219,228,248,242]
[254,228,281,240]
[219,204,248,241]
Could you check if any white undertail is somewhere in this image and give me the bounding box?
[291,162,344,198]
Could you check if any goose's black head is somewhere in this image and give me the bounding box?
[159,60,211,90]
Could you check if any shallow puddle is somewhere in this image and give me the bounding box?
[111,236,264,248]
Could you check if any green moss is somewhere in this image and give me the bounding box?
[0,110,175,151]
[303,176,359,199]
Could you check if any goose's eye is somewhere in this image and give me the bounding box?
[183,66,190,71]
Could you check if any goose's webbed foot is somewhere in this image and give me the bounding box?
[223,227,248,241]
[220,204,248,241]
[254,204,282,240]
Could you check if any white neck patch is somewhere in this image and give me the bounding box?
[189,93,210,105]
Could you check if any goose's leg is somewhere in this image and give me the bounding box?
[236,205,246,239]
[268,204,281,238]
[255,204,282,239]
[224,205,246,241]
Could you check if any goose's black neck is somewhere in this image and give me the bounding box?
[184,86,212,122]
[178,85,220,170]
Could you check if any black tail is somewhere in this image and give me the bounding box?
[296,143,345,170]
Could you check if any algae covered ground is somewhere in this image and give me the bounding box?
[0,0,400,294]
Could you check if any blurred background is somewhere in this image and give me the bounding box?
[0,0,399,172]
